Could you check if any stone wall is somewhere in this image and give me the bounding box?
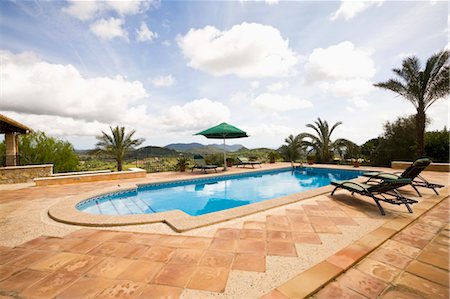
[0,164,53,184]
[391,161,450,172]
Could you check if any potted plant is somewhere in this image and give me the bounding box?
[352,158,363,168]
[226,157,234,168]
[307,154,315,165]
[267,151,278,164]
[175,157,189,172]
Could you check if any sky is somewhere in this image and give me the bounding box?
[0,0,448,150]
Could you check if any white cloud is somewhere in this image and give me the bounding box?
[177,22,298,78]
[90,18,128,41]
[250,81,260,89]
[397,52,416,59]
[305,41,375,83]
[63,0,156,21]
[240,0,279,5]
[151,75,175,87]
[324,78,374,98]
[162,40,171,46]
[330,0,384,21]
[0,50,148,124]
[136,22,158,42]
[266,82,288,92]
[251,93,313,112]
[158,99,230,131]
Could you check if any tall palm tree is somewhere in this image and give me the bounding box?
[299,118,352,163]
[96,126,144,171]
[374,50,449,156]
[279,134,303,167]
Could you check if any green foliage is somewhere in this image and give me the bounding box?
[374,49,449,156]
[18,131,79,173]
[370,115,417,166]
[0,141,4,156]
[360,138,380,160]
[175,157,190,171]
[298,118,357,163]
[234,148,274,162]
[77,159,115,171]
[204,153,224,167]
[279,134,303,165]
[425,128,449,162]
[96,126,144,171]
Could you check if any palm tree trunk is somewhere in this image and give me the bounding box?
[416,108,426,157]
[117,158,123,171]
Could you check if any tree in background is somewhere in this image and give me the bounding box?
[374,50,449,157]
[96,126,144,171]
[279,134,303,167]
[298,118,355,163]
[18,131,79,173]
[425,128,449,163]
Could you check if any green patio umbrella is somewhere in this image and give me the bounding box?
[195,122,248,171]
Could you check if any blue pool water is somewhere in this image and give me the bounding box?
[77,167,362,216]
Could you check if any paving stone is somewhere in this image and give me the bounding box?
[380,240,421,259]
[259,289,289,299]
[236,239,266,254]
[379,287,424,299]
[116,260,164,283]
[267,241,297,257]
[0,248,30,265]
[158,235,187,247]
[187,266,229,292]
[240,229,267,240]
[137,284,182,299]
[178,237,212,249]
[214,228,240,240]
[356,258,401,283]
[416,249,449,270]
[369,248,412,269]
[29,252,82,272]
[67,239,103,254]
[0,269,49,292]
[329,217,359,226]
[312,223,342,234]
[232,253,265,272]
[64,229,98,239]
[243,221,266,230]
[20,270,79,299]
[406,260,449,287]
[0,265,22,282]
[208,238,237,252]
[95,280,146,299]
[151,264,196,288]
[56,276,112,299]
[267,231,292,242]
[315,282,367,299]
[338,268,388,299]
[130,233,161,245]
[291,232,322,244]
[289,223,315,233]
[168,248,204,265]
[141,246,175,263]
[86,257,134,279]
[5,250,54,269]
[327,243,370,269]
[59,254,103,274]
[395,272,449,299]
[199,250,235,268]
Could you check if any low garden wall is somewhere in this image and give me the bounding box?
[0,164,53,184]
[34,168,146,186]
[391,161,450,172]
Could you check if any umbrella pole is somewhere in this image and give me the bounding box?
[223,137,227,171]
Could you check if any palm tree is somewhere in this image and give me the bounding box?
[299,118,353,163]
[279,134,303,167]
[96,126,144,171]
[374,50,449,156]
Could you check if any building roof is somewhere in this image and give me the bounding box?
[0,114,32,134]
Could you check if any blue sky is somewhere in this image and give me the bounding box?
[0,0,448,149]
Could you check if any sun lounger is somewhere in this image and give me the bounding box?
[362,158,444,196]
[236,156,262,168]
[192,155,218,173]
[331,178,418,216]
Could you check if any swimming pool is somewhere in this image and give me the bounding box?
[77,167,362,216]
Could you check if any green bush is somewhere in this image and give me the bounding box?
[19,131,79,173]
[425,129,449,163]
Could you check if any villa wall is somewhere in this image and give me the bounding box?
[0,164,53,184]
[34,168,146,186]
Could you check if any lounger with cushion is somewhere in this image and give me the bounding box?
[191,155,218,173]
[362,158,444,196]
[331,178,418,216]
[236,156,262,168]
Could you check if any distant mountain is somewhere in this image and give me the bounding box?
[129,146,179,158]
[165,143,203,152]
[208,144,246,152]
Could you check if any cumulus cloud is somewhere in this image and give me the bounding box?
[251,81,260,89]
[177,22,298,78]
[63,0,157,21]
[305,41,375,83]
[330,0,384,21]
[90,18,128,41]
[251,93,313,112]
[151,75,175,87]
[158,98,230,131]
[240,0,279,5]
[0,50,148,124]
[266,82,288,92]
[136,22,158,42]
